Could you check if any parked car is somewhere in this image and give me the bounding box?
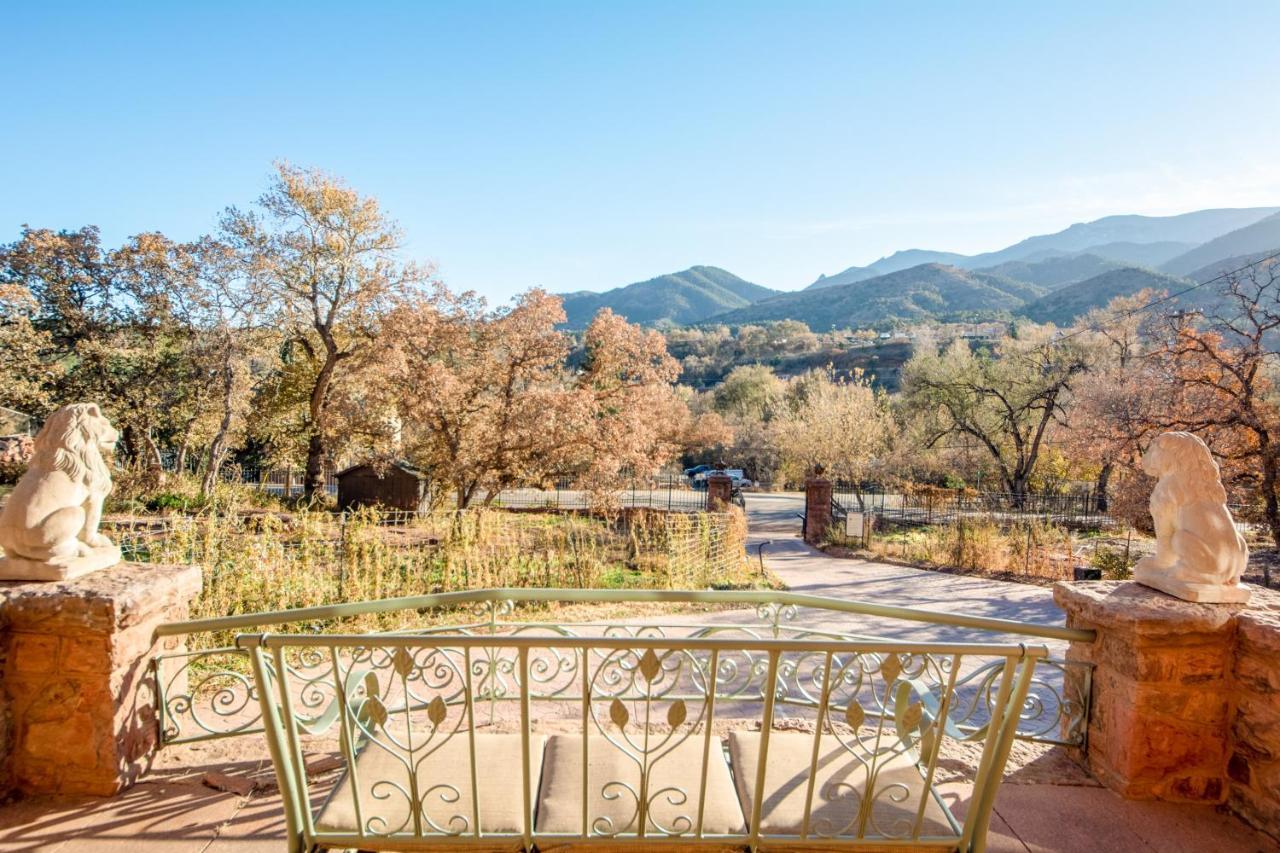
[683,464,713,479]
[690,468,753,490]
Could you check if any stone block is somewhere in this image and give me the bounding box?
[1056,580,1280,842]
[1053,581,1244,636]
[61,635,112,673]
[0,544,122,582]
[0,561,201,797]
[10,633,59,672]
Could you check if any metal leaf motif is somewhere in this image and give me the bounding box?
[845,702,865,728]
[427,695,447,726]
[609,698,629,729]
[639,649,661,683]
[881,654,901,685]
[667,699,687,728]
[363,671,381,699]
[902,701,924,731]
[393,648,415,678]
[365,695,387,728]
[920,727,937,759]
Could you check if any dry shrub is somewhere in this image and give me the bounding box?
[107,470,287,515]
[0,435,32,484]
[109,507,753,649]
[867,518,1074,581]
[1108,467,1155,534]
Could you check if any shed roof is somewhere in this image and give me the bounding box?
[335,460,428,480]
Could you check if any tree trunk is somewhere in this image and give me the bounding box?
[305,432,327,500]
[304,351,339,499]
[121,425,141,469]
[144,433,165,473]
[1094,462,1113,513]
[200,364,237,497]
[1009,473,1030,509]
[1261,448,1278,589]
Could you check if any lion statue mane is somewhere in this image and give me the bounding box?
[1133,431,1249,601]
[0,403,118,563]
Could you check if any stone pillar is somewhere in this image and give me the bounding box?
[0,562,201,796]
[705,468,733,510]
[804,467,833,546]
[1230,609,1280,833]
[1053,581,1241,802]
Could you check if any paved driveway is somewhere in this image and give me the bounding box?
[739,493,1070,651]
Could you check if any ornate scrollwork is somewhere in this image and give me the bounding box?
[754,601,799,637]
[946,656,1089,745]
[157,649,261,743]
[584,646,710,837]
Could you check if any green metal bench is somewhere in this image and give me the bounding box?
[152,590,1094,852]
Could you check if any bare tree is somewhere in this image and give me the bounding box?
[902,330,1090,503]
[1154,261,1280,586]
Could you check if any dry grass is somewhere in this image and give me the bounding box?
[842,518,1077,583]
[106,507,761,649]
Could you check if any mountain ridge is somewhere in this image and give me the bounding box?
[807,207,1279,286]
[715,263,1044,330]
[1161,212,1280,275]
[556,265,778,328]
[1018,268,1192,326]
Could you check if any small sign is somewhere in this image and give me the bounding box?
[846,512,864,537]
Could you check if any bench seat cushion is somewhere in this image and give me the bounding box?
[316,733,544,840]
[728,731,957,841]
[535,734,746,838]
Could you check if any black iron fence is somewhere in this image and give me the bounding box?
[833,484,1109,529]
[493,477,712,513]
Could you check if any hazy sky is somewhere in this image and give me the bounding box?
[4,2,1279,300]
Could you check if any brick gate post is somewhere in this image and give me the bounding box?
[804,465,833,545]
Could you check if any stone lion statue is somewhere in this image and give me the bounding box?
[0,403,119,566]
[1133,431,1250,603]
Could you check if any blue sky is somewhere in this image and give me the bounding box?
[3,2,1279,300]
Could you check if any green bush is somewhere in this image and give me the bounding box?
[146,492,209,513]
[1090,544,1135,580]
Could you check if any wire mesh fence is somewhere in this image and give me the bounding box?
[102,507,752,643]
[170,464,713,511]
[492,478,710,513]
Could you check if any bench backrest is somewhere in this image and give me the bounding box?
[241,630,1042,851]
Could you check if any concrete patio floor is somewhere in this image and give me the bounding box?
[2,760,1274,852]
[0,493,1275,851]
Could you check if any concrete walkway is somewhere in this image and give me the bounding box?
[0,496,1275,851]
[738,493,1071,649]
[737,494,1276,852]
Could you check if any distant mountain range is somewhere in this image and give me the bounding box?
[556,206,1280,329]
[557,266,777,328]
[1018,268,1191,326]
[1159,211,1280,275]
[978,253,1124,289]
[713,264,1045,329]
[808,249,968,289]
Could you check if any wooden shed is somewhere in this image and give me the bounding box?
[336,461,430,514]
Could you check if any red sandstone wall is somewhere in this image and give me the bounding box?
[1229,609,1280,836]
[0,563,200,797]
